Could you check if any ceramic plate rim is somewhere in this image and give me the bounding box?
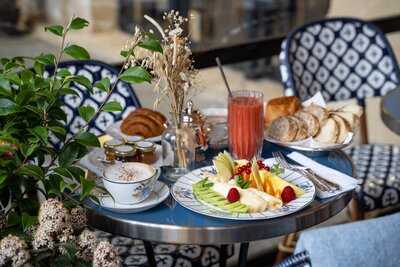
[94,181,169,213]
[172,158,316,220]
[264,136,353,152]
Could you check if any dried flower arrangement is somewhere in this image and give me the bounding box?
[125,10,198,127]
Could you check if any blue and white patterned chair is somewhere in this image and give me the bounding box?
[279,17,400,217]
[45,60,141,147]
[46,60,233,267]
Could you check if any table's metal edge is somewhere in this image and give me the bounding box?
[87,192,352,244]
[87,149,355,244]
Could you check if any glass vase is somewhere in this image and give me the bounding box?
[161,124,196,182]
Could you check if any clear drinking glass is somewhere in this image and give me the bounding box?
[228,90,264,160]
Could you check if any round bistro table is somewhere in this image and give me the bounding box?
[381,87,400,135]
[86,142,354,267]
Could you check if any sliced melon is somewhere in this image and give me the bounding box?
[259,170,304,198]
[223,151,235,172]
[213,159,232,182]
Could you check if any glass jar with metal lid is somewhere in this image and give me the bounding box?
[103,139,124,161]
[125,135,144,146]
[114,145,137,163]
[136,141,156,164]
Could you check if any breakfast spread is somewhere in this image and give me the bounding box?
[265,96,362,145]
[120,108,167,138]
[193,152,304,213]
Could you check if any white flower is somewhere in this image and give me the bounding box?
[70,206,87,232]
[77,229,97,261]
[93,241,121,267]
[0,235,30,267]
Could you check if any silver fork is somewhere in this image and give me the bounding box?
[272,151,334,192]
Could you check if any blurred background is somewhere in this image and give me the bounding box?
[0,0,399,145]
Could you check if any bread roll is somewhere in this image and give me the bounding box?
[266,116,298,142]
[338,104,363,117]
[121,108,166,138]
[314,118,339,144]
[290,116,308,141]
[294,111,320,137]
[331,114,350,143]
[303,104,328,123]
[333,111,359,131]
[264,96,301,126]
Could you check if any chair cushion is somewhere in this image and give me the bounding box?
[345,144,400,212]
[95,230,234,267]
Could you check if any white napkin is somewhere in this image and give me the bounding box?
[287,152,360,199]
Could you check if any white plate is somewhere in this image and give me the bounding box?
[94,181,169,213]
[106,121,162,142]
[264,133,354,152]
[172,158,315,220]
[78,145,163,177]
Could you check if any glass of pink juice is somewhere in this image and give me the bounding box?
[228,90,264,160]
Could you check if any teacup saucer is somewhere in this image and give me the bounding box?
[96,181,169,213]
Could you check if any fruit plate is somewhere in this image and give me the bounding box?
[106,121,162,143]
[171,158,316,220]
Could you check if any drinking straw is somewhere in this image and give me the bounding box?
[215,57,233,97]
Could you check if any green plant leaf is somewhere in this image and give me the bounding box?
[7,212,20,227]
[57,68,71,77]
[36,54,56,65]
[94,77,110,92]
[67,75,92,91]
[78,106,95,122]
[120,50,129,58]
[103,101,122,112]
[18,165,44,180]
[0,173,7,187]
[21,213,37,231]
[0,77,11,91]
[33,61,44,75]
[59,142,85,167]
[69,17,89,30]
[49,126,66,136]
[31,126,48,144]
[120,66,152,83]
[139,33,163,53]
[75,132,100,147]
[20,69,33,84]
[64,44,90,60]
[80,177,96,201]
[0,98,18,116]
[45,25,64,36]
[20,143,38,158]
[58,88,80,97]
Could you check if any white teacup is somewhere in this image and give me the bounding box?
[102,162,160,204]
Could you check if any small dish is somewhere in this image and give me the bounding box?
[96,181,169,213]
[102,162,160,204]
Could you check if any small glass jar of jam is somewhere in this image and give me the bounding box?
[136,141,156,164]
[125,135,144,146]
[103,139,124,162]
[114,145,137,163]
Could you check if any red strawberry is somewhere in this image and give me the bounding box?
[227,188,240,203]
[281,186,296,203]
